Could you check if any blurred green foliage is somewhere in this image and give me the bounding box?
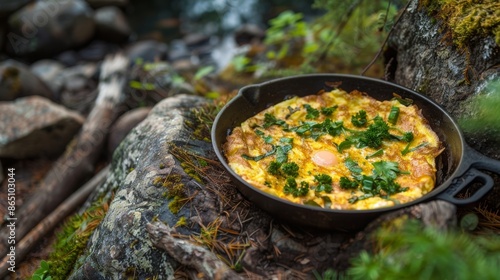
[346,220,500,280]
[459,79,500,140]
[232,0,400,78]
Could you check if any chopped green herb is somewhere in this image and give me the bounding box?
[388,106,400,125]
[402,141,429,155]
[291,119,345,140]
[321,105,338,116]
[267,161,281,175]
[373,161,408,180]
[342,160,410,203]
[276,144,292,164]
[314,174,333,193]
[351,110,368,127]
[263,113,288,128]
[242,146,276,161]
[392,95,413,106]
[340,177,358,189]
[281,162,299,177]
[284,178,309,197]
[255,129,273,143]
[359,116,391,148]
[345,158,362,175]
[366,149,384,159]
[304,104,320,119]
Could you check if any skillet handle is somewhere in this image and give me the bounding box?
[436,168,494,205]
[464,144,500,174]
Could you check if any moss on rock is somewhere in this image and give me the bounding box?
[421,0,500,47]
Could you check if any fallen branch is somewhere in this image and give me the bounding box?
[0,53,128,258]
[146,222,243,280]
[0,165,110,278]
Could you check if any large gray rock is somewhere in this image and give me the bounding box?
[5,0,95,59]
[0,96,85,159]
[0,59,56,101]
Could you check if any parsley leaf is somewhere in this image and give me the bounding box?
[321,105,338,116]
[351,110,368,127]
[359,116,391,148]
[276,144,292,164]
[242,146,276,161]
[281,162,299,177]
[402,141,429,155]
[340,176,358,189]
[345,158,362,175]
[284,178,309,197]
[304,104,320,119]
[372,161,408,180]
[291,119,345,140]
[263,113,288,129]
[267,161,281,175]
[255,129,273,143]
[343,160,410,203]
[314,174,333,193]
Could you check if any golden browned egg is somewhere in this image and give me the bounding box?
[224,89,443,210]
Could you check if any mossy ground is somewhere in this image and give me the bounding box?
[32,196,112,279]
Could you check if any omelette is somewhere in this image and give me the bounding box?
[223,89,443,210]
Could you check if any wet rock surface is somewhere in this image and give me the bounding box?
[0,96,84,159]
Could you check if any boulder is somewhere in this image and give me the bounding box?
[94,6,131,43]
[0,59,55,101]
[5,0,95,59]
[30,59,66,94]
[0,96,85,159]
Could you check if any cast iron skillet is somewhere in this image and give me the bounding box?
[211,74,500,231]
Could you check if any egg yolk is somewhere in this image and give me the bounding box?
[312,150,338,167]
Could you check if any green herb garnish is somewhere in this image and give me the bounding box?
[263,113,288,128]
[402,141,429,155]
[281,162,299,177]
[388,106,400,125]
[304,104,320,119]
[351,110,368,127]
[284,178,309,197]
[314,174,333,193]
[321,105,338,116]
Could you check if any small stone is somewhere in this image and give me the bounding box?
[94,6,132,43]
[0,60,55,101]
[0,96,85,159]
[30,59,65,94]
